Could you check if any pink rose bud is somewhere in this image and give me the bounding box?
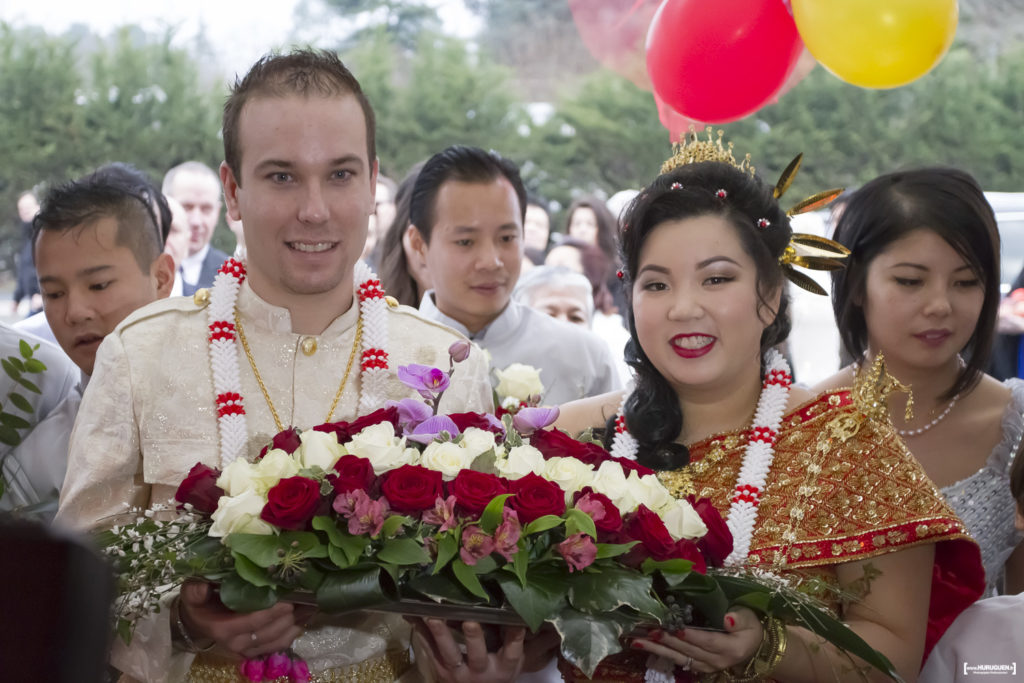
[265,652,291,679]
[289,658,311,683]
[558,532,598,573]
[448,339,472,363]
[239,657,266,682]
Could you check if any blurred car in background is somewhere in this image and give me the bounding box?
[986,192,1024,294]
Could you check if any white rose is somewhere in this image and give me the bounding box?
[421,441,475,480]
[297,429,343,471]
[252,449,301,494]
[216,459,259,497]
[209,489,274,539]
[494,363,544,402]
[460,427,497,459]
[660,498,708,541]
[633,473,674,512]
[590,460,630,506]
[543,457,594,501]
[347,422,417,474]
[496,445,546,479]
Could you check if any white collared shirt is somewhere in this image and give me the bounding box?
[419,292,620,404]
[179,244,210,287]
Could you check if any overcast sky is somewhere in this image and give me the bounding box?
[0,0,478,78]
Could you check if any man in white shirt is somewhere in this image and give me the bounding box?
[56,50,519,683]
[162,161,230,294]
[410,145,620,404]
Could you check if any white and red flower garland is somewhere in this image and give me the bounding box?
[206,258,390,466]
[609,349,792,566]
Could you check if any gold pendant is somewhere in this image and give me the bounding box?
[300,336,318,356]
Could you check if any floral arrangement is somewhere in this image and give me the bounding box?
[100,342,899,680]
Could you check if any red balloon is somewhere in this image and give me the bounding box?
[653,91,703,142]
[646,0,805,123]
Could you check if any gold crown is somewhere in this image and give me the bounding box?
[660,127,755,177]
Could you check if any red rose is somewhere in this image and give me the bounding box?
[451,470,508,517]
[689,496,733,567]
[261,476,322,530]
[509,473,566,523]
[174,463,224,514]
[314,407,400,444]
[258,427,302,458]
[381,464,443,514]
[448,412,505,438]
[573,488,622,534]
[623,505,677,561]
[529,428,610,467]
[330,455,376,494]
[671,538,707,574]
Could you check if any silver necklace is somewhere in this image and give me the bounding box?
[895,393,959,437]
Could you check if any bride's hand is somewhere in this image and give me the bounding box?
[630,607,763,675]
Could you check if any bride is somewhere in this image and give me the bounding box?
[555,136,983,682]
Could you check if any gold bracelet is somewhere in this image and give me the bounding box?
[172,597,216,654]
[720,614,788,682]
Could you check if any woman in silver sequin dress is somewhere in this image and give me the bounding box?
[815,167,1024,596]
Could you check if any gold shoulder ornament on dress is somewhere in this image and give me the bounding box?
[660,126,850,296]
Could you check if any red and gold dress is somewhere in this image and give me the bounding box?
[559,389,984,682]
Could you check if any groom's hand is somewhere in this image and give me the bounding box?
[178,580,304,658]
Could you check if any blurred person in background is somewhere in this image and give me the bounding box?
[513,265,594,327]
[376,162,432,306]
[11,191,42,318]
[363,174,396,265]
[523,194,552,264]
[162,161,229,294]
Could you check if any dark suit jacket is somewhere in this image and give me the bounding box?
[183,247,230,295]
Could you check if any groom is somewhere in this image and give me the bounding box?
[56,50,510,682]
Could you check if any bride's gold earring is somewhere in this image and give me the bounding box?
[904,387,914,423]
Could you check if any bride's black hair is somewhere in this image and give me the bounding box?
[605,161,792,470]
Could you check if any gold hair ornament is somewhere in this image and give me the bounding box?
[659,127,849,296]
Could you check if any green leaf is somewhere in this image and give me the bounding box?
[406,572,482,605]
[432,532,458,574]
[226,533,286,567]
[0,425,22,446]
[496,568,568,632]
[232,551,276,587]
[8,392,33,413]
[312,516,368,563]
[478,493,513,534]
[451,558,490,599]
[568,565,665,621]
[0,413,31,429]
[564,508,597,539]
[2,358,20,382]
[280,531,329,559]
[641,558,695,586]
[9,357,25,373]
[328,544,353,569]
[219,574,278,612]
[594,541,638,560]
[377,537,431,566]
[523,515,563,536]
[297,562,326,592]
[469,447,498,474]
[18,339,32,359]
[315,566,386,613]
[15,377,40,394]
[24,358,46,374]
[380,514,412,539]
[512,545,529,586]
[116,617,133,645]
[552,607,635,679]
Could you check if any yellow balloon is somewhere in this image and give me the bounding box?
[791,0,958,89]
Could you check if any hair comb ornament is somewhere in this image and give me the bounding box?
[658,127,849,296]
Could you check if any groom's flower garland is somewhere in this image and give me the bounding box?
[206,258,390,466]
[609,349,792,566]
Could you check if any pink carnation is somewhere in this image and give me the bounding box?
[239,657,265,682]
[289,658,311,683]
[265,652,291,678]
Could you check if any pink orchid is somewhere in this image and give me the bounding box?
[422,495,458,532]
[493,508,522,562]
[265,652,291,679]
[512,406,561,435]
[558,532,598,573]
[239,657,265,682]
[397,363,450,398]
[448,339,472,363]
[289,658,311,683]
[460,525,495,566]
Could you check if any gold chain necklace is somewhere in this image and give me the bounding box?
[234,312,363,433]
